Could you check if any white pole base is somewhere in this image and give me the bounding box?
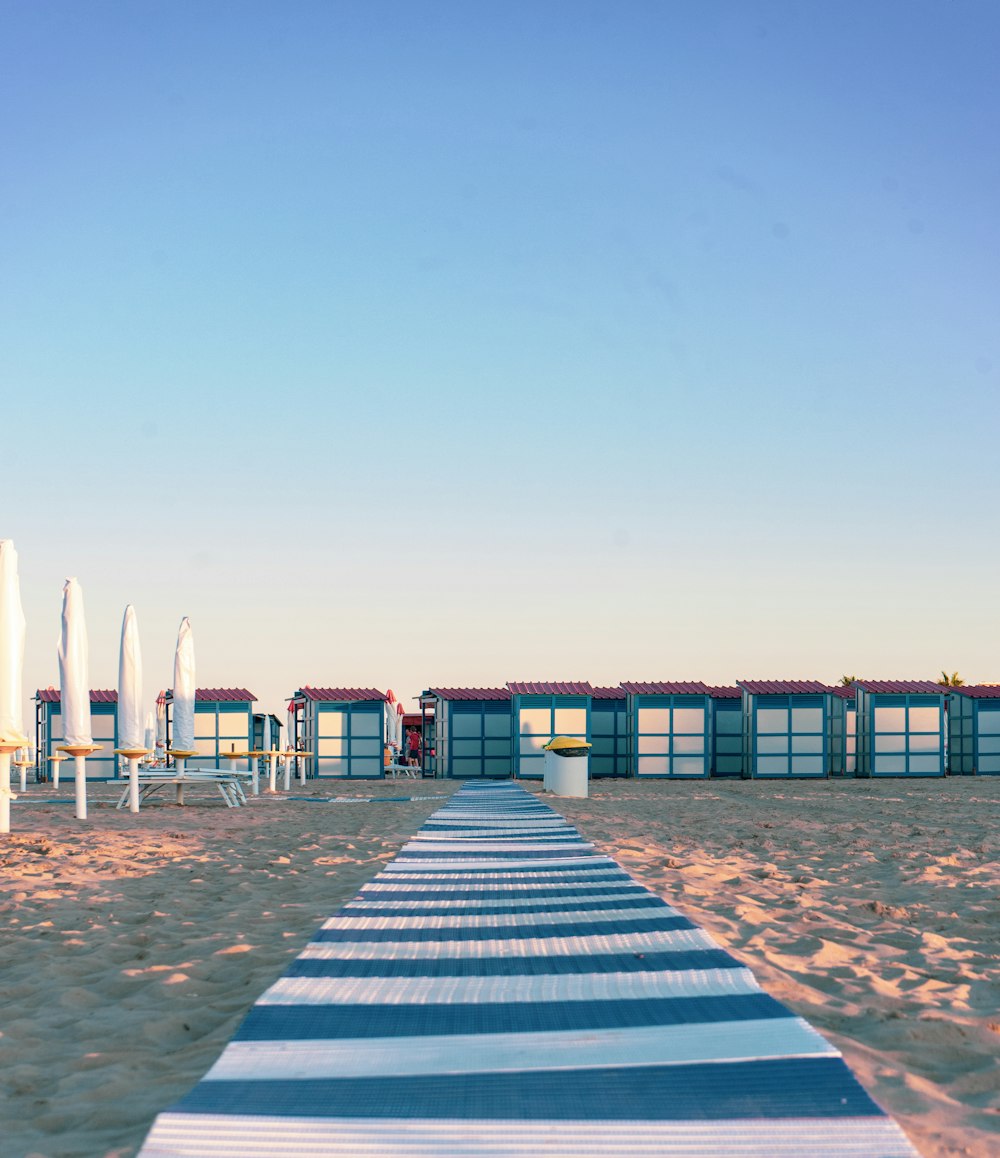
[128,757,140,813]
[75,756,87,820]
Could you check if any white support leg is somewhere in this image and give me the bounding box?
[175,757,186,805]
[128,757,140,813]
[75,756,87,820]
[0,752,12,833]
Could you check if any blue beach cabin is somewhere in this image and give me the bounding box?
[34,688,119,780]
[707,685,744,777]
[739,680,832,778]
[510,681,592,779]
[419,688,513,778]
[290,687,387,779]
[854,680,946,778]
[946,686,1000,775]
[622,682,712,778]
[589,686,630,777]
[829,685,858,777]
[165,687,255,770]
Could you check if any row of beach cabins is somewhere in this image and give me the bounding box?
[29,678,1000,781]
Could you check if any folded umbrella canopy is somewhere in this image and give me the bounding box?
[155,692,167,758]
[118,605,144,750]
[58,578,92,747]
[172,617,196,752]
[385,689,398,748]
[0,540,28,746]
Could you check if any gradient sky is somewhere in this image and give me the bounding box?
[3,1,998,724]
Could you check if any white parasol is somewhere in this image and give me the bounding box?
[117,605,144,750]
[0,540,28,833]
[171,617,196,753]
[144,711,156,755]
[58,578,92,746]
[385,689,398,749]
[0,540,27,747]
[155,693,167,760]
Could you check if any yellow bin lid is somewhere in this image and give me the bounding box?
[543,736,592,756]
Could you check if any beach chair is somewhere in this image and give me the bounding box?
[115,768,245,809]
[386,761,418,779]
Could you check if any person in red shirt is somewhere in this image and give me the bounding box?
[406,727,421,766]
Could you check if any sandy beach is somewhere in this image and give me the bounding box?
[1,776,997,1158]
[554,777,1000,1158]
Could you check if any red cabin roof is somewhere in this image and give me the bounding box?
[161,687,255,702]
[196,688,255,702]
[739,680,832,695]
[428,687,512,701]
[507,681,594,696]
[590,686,626,700]
[296,687,387,702]
[854,680,946,695]
[620,681,711,696]
[830,684,858,699]
[36,688,118,703]
[939,685,1000,698]
[705,685,742,699]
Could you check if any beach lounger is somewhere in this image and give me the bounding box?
[137,781,918,1156]
[115,769,245,809]
[386,762,418,779]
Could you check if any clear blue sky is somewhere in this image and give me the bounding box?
[3,1,998,721]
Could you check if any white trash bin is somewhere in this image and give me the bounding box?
[543,737,592,798]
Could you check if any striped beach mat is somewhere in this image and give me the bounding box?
[138,781,917,1156]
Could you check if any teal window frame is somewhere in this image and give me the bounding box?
[711,700,743,777]
[195,701,253,767]
[314,701,385,778]
[632,694,710,779]
[46,701,120,779]
[447,701,512,778]
[749,694,828,778]
[514,694,590,778]
[858,692,944,777]
[589,700,629,776]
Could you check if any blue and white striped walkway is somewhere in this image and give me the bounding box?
[139,781,916,1156]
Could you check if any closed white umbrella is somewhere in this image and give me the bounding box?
[118,606,144,749]
[116,605,147,813]
[385,689,398,751]
[170,618,196,780]
[0,540,28,833]
[155,693,167,763]
[58,578,98,819]
[58,579,92,747]
[144,711,156,756]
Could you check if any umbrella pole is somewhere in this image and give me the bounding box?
[283,754,291,792]
[268,752,278,792]
[74,755,87,819]
[0,748,16,833]
[129,757,140,813]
